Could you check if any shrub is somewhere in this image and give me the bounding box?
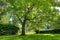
[35,29,40,34]
[0,24,19,35]
[40,29,60,34]
[35,29,60,34]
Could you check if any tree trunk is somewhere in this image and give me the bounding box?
[21,23,25,35]
[0,14,1,20]
[21,19,26,35]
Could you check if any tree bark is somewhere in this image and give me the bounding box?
[21,19,26,35]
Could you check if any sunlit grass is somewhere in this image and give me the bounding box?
[0,34,60,40]
[42,34,55,36]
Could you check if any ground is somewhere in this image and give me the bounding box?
[0,34,60,40]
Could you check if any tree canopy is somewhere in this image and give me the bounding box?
[0,0,60,35]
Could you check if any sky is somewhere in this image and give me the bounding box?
[55,7,60,15]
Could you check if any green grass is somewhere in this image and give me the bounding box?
[0,34,60,40]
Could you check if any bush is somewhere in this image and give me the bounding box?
[40,29,60,34]
[35,29,60,34]
[35,29,40,34]
[0,24,19,35]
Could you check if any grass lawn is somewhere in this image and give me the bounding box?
[0,34,60,40]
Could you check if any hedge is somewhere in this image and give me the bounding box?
[0,24,19,35]
[35,29,60,34]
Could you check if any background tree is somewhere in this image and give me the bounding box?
[0,0,7,21]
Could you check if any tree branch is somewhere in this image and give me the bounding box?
[26,16,36,21]
[25,3,35,20]
[16,14,22,23]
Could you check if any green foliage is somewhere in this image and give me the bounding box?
[35,29,60,34]
[0,24,19,35]
[54,16,60,29]
[0,0,60,35]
